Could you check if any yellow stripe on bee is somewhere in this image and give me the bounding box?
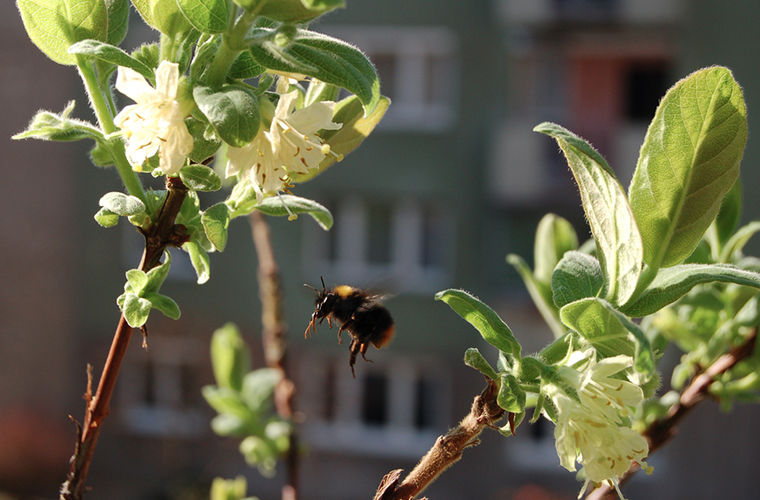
[334,285,356,298]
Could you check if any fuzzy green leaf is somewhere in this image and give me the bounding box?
[99,192,146,216]
[498,373,525,413]
[435,289,521,357]
[193,85,260,148]
[535,122,643,306]
[622,264,760,317]
[125,269,148,294]
[253,195,333,230]
[463,348,498,380]
[68,39,153,79]
[629,66,747,270]
[94,207,119,227]
[144,251,171,294]
[105,0,129,45]
[183,240,210,284]
[534,213,579,284]
[241,368,281,410]
[13,101,103,143]
[560,297,654,375]
[248,29,380,114]
[180,164,223,192]
[210,323,252,391]
[720,222,760,263]
[17,0,109,65]
[121,292,152,327]
[551,251,603,308]
[202,203,231,252]
[146,292,180,320]
[176,0,229,33]
[255,0,344,23]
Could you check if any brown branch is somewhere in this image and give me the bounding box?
[249,211,299,500]
[587,328,758,500]
[60,177,190,499]
[375,378,506,500]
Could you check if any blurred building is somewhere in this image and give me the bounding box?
[2,0,760,499]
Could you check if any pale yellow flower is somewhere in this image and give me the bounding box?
[545,354,649,499]
[225,90,341,201]
[114,61,193,176]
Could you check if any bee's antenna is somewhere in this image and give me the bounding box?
[303,283,318,292]
[320,276,326,290]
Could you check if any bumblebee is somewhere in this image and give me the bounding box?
[304,278,395,377]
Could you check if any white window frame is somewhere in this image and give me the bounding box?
[302,197,453,293]
[119,336,207,437]
[299,350,451,458]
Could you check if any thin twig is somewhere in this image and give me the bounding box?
[250,211,299,500]
[60,177,190,499]
[375,378,505,500]
[587,328,758,500]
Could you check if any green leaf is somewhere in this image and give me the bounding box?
[68,39,153,79]
[144,251,171,293]
[519,356,545,382]
[202,385,251,418]
[99,192,146,216]
[202,203,231,252]
[176,0,229,33]
[534,213,579,284]
[622,264,760,317]
[210,323,252,391]
[229,50,265,80]
[183,240,211,284]
[241,368,281,410]
[506,254,565,338]
[498,373,525,413]
[13,101,104,143]
[463,348,498,380]
[122,292,152,327]
[435,289,521,357]
[17,0,108,65]
[90,142,115,167]
[256,0,345,23]
[628,66,747,270]
[185,117,222,164]
[551,251,603,308]
[715,180,743,248]
[194,85,261,147]
[125,269,149,294]
[94,207,119,227]
[248,29,380,114]
[290,95,390,183]
[304,80,340,107]
[535,122,643,306]
[252,195,333,230]
[180,164,223,192]
[139,0,193,36]
[559,297,654,375]
[146,292,180,320]
[720,221,760,263]
[210,413,248,437]
[131,42,159,70]
[105,0,129,45]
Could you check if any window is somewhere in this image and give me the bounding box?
[299,352,449,457]
[119,335,207,436]
[303,197,454,292]
[624,63,669,122]
[324,26,458,131]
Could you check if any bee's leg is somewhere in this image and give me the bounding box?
[337,319,354,344]
[349,338,359,378]
[360,342,372,363]
[304,313,317,338]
